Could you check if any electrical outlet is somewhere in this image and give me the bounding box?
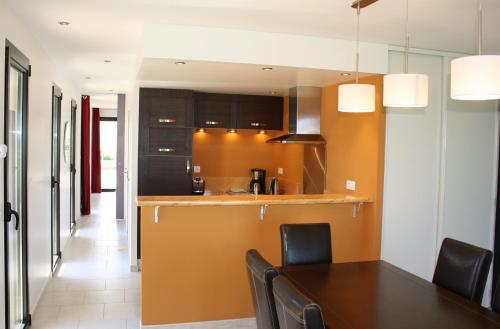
[346,180,356,191]
[277,167,284,175]
[194,166,201,173]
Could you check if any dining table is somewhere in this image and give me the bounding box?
[280,260,500,329]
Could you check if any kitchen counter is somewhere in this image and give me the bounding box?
[137,192,377,326]
[136,193,371,207]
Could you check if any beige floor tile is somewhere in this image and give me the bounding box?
[78,319,127,329]
[104,302,139,320]
[58,304,104,321]
[84,290,125,304]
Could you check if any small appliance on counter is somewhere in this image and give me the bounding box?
[269,177,280,195]
[250,168,266,195]
[192,177,205,195]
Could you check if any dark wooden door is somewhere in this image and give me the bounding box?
[236,95,283,130]
[194,93,236,128]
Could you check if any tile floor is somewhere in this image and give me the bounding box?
[32,193,141,329]
[31,192,257,329]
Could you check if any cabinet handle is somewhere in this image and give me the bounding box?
[205,121,221,125]
[251,122,267,127]
[158,118,176,123]
[186,159,191,174]
[158,148,175,153]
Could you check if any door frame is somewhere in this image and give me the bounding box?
[50,84,62,272]
[69,100,77,233]
[99,116,117,192]
[3,39,31,328]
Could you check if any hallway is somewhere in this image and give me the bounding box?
[31,193,140,329]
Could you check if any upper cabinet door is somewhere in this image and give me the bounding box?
[194,93,236,128]
[236,95,283,131]
[140,88,194,128]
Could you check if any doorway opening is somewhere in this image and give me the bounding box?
[100,117,117,192]
[4,39,31,329]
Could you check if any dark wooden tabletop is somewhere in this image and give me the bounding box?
[281,260,500,329]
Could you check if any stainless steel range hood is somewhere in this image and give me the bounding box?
[267,86,326,144]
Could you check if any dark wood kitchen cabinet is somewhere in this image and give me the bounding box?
[194,93,236,128]
[236,95,283,130]
[140,156,193,195]
[138,88,194,195]
[194,93,283,131]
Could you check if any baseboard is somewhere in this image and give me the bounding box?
[130,259,141,272]
[140,317,256,329]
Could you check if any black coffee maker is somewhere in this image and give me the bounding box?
[250,168,266,194]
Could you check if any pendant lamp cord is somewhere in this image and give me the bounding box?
[476,0,482,55]
[404,0,409,73]
[355,0,360,83]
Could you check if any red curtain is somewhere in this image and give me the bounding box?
[81,96,91,215]
[91,108,102,193]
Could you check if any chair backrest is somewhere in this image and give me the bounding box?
[246,249,280,329]
[272,276,325,329]
[280,223,332,267]
[433,238,492,304]
[491,278,500,313]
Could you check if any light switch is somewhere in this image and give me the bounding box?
[346,180,356,191]
[277,167,284,175]
[194,166,201,173]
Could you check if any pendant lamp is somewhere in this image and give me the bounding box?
[338,0,375,113]
[383,0,429,107]
[450,1,500,100]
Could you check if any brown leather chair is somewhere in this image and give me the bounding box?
[246,249,279,329]
[433,238,492,304]
[280,223,332,267]
[272,276,325,329]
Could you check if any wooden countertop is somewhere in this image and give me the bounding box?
[136,194,372,207]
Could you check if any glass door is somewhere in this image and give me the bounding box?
[4,40,30,329]
[69,100,77,232]
[51,85,62,271]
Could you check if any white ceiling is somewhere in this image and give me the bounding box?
[5,0,500,95]
[139,59,372,95]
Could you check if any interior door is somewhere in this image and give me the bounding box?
[4,40,31,329]
[69,100,77,232]
[51,85,62,271]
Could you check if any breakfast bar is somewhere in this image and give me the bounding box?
[137,193,378,326]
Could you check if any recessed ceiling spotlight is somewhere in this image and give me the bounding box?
[341,73,352,76]
[104,59,112,63]
[58,21,70,26]
[269,91,277,95]
[175,61,186,65]
[262,67,273,71]
[227,129,237,133]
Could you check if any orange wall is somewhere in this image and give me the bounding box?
[192,129,282,178]
[192,97,304,193]
[141,77,386,325]
[321,75,386,258]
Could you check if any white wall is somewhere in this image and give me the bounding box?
[0,0,81,326]
[143,24,389,74]
[382,50,498,304]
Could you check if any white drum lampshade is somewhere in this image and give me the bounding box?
[383,73,429,107]
[338,84,376,113]
[451,55,500,100]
